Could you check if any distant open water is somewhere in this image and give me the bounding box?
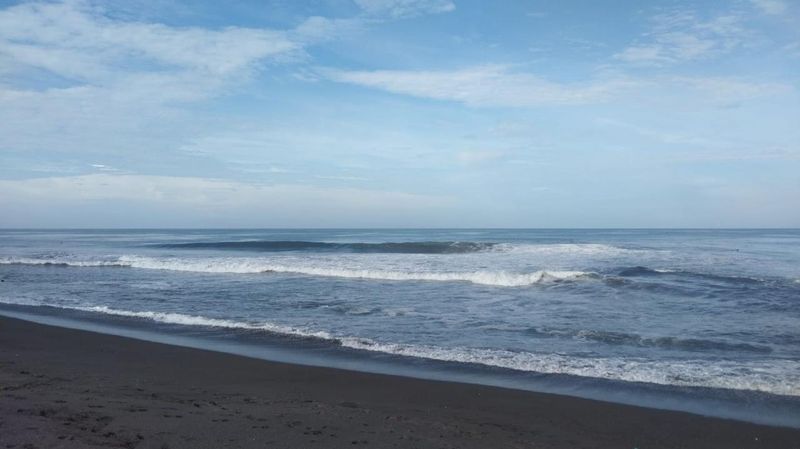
[1,229,799,426]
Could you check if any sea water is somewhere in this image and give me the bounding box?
[1,229,798,426]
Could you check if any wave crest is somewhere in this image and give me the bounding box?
[0,255,590,287]
[154,240,644,256]
[155,240,496,254]
[0,257,127,267]
[120,256,590,287]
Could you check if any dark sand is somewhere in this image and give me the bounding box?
[1,316,798,449]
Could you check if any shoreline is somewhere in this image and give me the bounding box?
[1,315,799,448]
[4,304,798,429]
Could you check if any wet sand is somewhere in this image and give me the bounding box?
[1,315,798,448]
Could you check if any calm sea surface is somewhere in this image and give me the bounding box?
[1,229,798,426]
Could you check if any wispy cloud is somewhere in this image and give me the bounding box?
[671,76,791,105]
[354,0,455,18]
[0,2,298,82]
[614,9,748,65]
[749,0,788,15]
[291,16,364,45]
[0,0,308,160]
[0,0,796,227]
[325,64,789,109]
[325,64,635,107]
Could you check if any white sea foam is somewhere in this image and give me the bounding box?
[6,300,333,340]
[82,306,334,340]
[0,255,590,287]
[492,243,648,256]
[0,256,126,267]
[339,338,800,397]
[118,256,591,287]
[1,297,796,396]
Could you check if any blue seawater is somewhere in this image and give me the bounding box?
[1,229,798,426]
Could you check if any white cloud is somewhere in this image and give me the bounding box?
[671,76,791,104]
[0,1,306,160]
[354,0,455,18]
[0,0,373,163]
[325,64,635,107]
[750,0,787,15]
[614,10,748,65]
[325,65,791,109]
[0,1,298,81]
[0,0,460,165]
[292,16,364,45]
[0,174,453,226]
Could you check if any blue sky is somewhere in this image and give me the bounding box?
[0,0,798,227]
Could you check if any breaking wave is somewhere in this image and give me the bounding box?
[0,255,590,287]
[155,240,497,254]
[119,256,591,287]
[0,257,125,267]
[3,256,786,288]
[153,240,647,256]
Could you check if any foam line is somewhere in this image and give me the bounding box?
[0,298,797,397]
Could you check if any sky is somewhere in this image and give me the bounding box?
[0,0,798,228]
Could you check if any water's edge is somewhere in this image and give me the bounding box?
[2,305,798,429]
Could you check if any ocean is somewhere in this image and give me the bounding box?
[1,229,798,427]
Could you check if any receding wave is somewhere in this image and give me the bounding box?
[339,339,799,396]
[155,240,497,254]
[19,302,333,340]
[574,330,773,354]
[520,327,773,354]
[1,299,796,396]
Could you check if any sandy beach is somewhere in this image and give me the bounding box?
[0,315,798,449]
